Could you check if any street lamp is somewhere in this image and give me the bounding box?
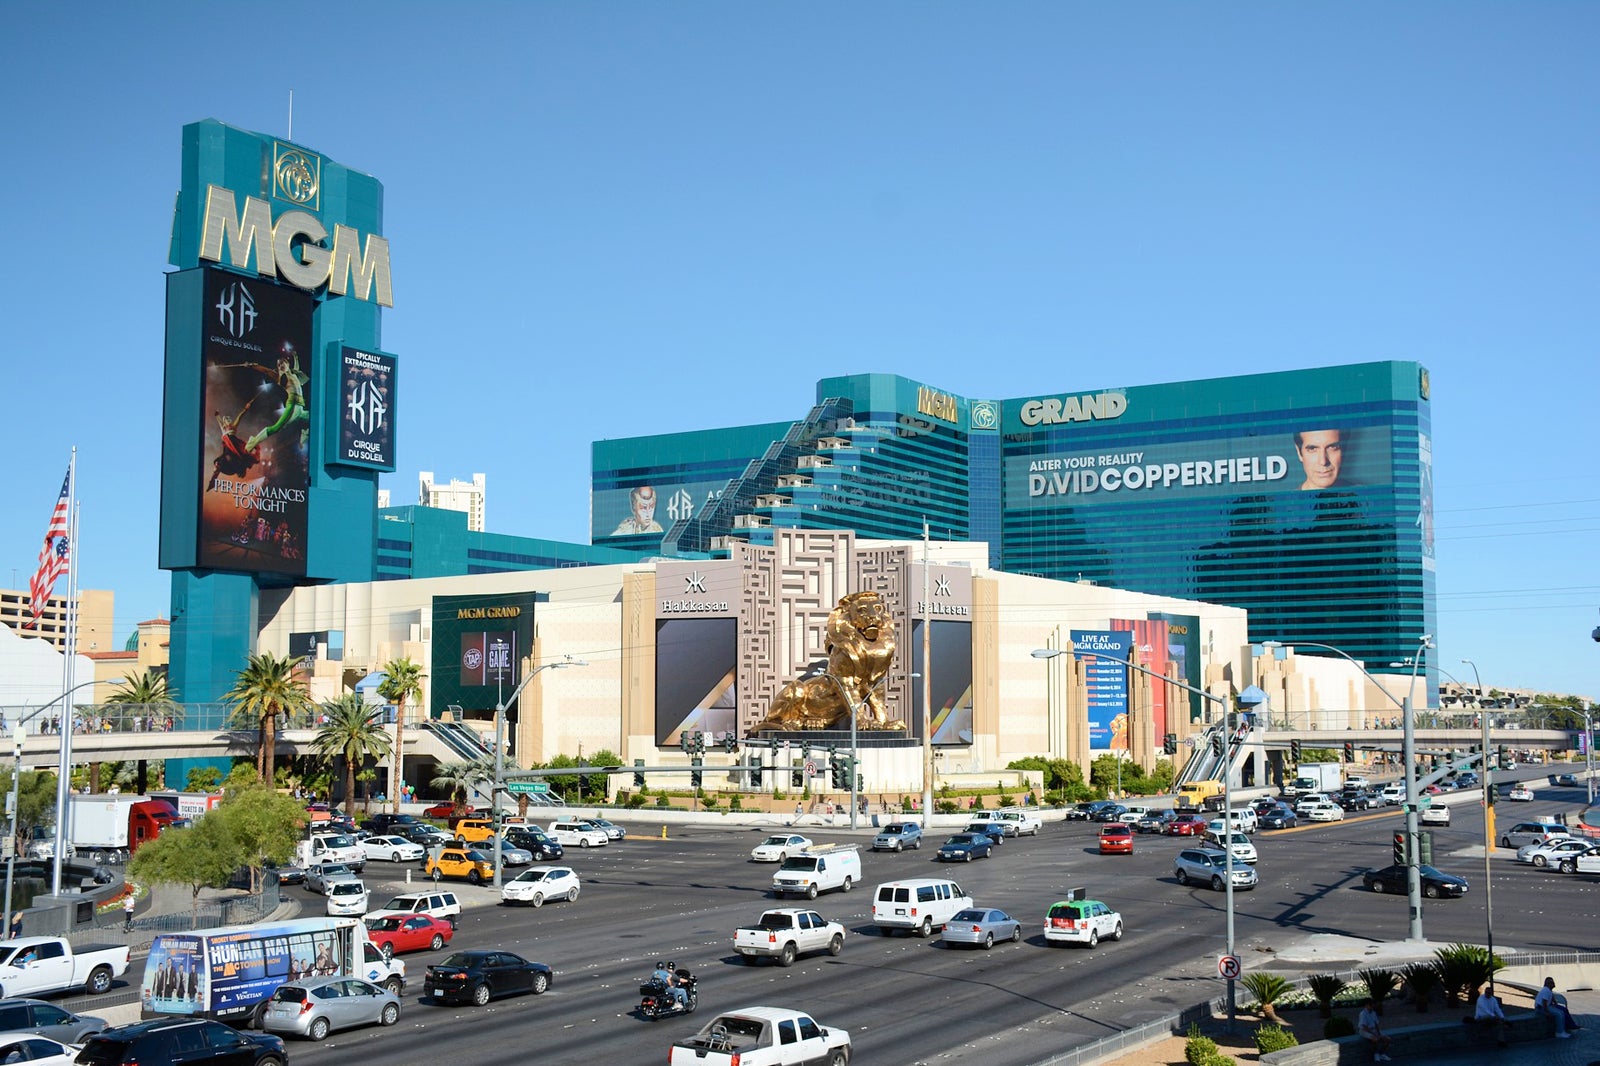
[6,677,121,921]
[1263,636,1433,943]
[1461,658,1497,993]
[1032,646,1243,1029]
[493,656,586,887]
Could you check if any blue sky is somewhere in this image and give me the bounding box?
[5,3,1597,698]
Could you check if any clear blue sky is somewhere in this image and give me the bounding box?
[5,3,1596,698]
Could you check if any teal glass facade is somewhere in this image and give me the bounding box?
[590,363,1436,677]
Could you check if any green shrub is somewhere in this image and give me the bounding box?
[1254,1024,1298,1054]
[701,795,720,809]
[1184,1024,1219,1066]
[1402,961,1441,1011]
[937,800,960,814]
[1324,1016,1356,1039]
[729,795,742,811]
[1242,972,1293,1022]
[654,794,670,808]
[625,793,647,809]
[1359,968,1398,1009]
[1308,974,1345,1018]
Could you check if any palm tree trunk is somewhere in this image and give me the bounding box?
[392,699,405,813]
[262,711,277,786]
[345,757,356,817]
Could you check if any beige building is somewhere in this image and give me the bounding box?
[0,587,114,657]
[418,472,487,532]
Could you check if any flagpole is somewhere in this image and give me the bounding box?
[51,453,77,896]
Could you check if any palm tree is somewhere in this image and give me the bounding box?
[376,658,425,813]
[312,693,394,815]
[104,670,181,729]
[225,652,311,784]
[431,758,493,812]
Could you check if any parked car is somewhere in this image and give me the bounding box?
[74,1018,286,1066]
[0,997,107,1042]
[1174,848,1258,891]
[937,834,993,862]
[1419,804,1451,827]
[0,1035,76,1065]
[360,835,426,863]
[262,975,401,1041]
[751,834,813,863]
[500,866,582,907]
[1506,784,1535,802]
[1258,805,1298,830]
[1098,823,1134,855]
[1043,898,1124,948]
[1363,863,1468,898]
[941,908,1022,950]
[872,823,924,851]
[1499,822,1570,849]
[422,802,462,819]
[365,914,454,959]
[1167,814,1208,836]
[423,950,552,1006]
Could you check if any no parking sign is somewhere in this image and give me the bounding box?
[1218,955,1242,980]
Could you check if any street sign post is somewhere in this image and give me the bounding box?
[506,781,549,795]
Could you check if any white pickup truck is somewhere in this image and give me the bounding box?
[0,937,130,997]
[669,1006,851,1066]
[733,909,845,967]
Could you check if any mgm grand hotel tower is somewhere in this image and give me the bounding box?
[593,363,1436,680]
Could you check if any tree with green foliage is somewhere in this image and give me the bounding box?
[376,657,425,813]
[215,778,305,893]
[431,759,493,812]
[128,809,240,927]
[225,652,312,785]
[0,769,58,855]
[312,693,394,813]
[185,766,224,792]
[104,670,182,727]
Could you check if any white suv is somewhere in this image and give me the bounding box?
[1201,830,1258,864]
[547,819,609,848]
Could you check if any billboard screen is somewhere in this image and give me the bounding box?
[910,620,974,745]
[596,480,727,543]
[1007,425,1392,508]
[336,346,397,469]
[196,269,314,576]
[1072,630,1134,750]
[655,618,737,746]
[428,592,540,716]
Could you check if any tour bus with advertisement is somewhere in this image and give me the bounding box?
[140,916,402,1026]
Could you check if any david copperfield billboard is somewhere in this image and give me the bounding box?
[197,268,314,576]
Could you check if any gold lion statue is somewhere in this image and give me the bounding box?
[754,591,903,732]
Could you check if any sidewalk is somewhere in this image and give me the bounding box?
[1399,991,1598,1066]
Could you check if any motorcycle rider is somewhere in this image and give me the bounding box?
[650,960,688,1011]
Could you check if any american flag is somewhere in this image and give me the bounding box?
[27,467,72,626]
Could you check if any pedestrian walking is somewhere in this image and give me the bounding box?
[8,912,21,939]
[122,893,136,932]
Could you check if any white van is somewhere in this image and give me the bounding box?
[872,878,975,937]
[972,808,1043,837]
[771,844,862,899]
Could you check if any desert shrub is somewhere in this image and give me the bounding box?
[1255,1024,1298,1054]
[1402,961,1441,1011]
[1359,968,1398,1010]
[1242,972,1293,1023]
[1308,974,1345,1018]
[1184,1024,1219,1066]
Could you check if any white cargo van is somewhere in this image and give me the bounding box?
[771,844,861,899]
[971,808,1042,837]
[871,878,974,937]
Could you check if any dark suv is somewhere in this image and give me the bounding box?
[503,826,564,860]
[75,1018,285,1065]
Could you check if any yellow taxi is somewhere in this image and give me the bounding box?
[425,846,495,885]
[453,818,497,845]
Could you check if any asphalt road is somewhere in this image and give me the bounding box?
[83,770,1600,1066]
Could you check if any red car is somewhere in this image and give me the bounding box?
[365,914,454,959]
[1167,814,1207,836]
[423,802,462,819]
[1099,824,1134,854]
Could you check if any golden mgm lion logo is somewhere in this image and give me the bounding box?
[755,591,904,732]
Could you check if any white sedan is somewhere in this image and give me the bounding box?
[1507,785,1534,802]
[1303,803,1345,822]
[751,834,813,862]
[360,835,427,863]
[501,865,581,907]
[0,1036,78,1066]
[1517,837,1594,867]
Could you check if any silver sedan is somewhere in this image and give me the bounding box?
[941,907,1023,950]
[262,976,401,1041]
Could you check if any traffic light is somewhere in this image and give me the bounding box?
[679,731,691,754]
[830,755,847,790]
[1393,831,1406,865]
[633,759,645,790]
[1418,830,1433,865]
[750,756,763,788]
[577,762,589,796]
[1343,742,1355,763]
[1290,739,1302,762]
[1497,745,1508,769]
[695,732,707,755]
[690,757,703,790]
[1211,733,1224,757]
[791,768,804,789]
[1163,733,1178,756]
[722,734,738,754]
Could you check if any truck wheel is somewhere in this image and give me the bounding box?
[919,916,933,938]
[430,933,444,950]
[779,942,797,967]
[805,884,819,900]
[830,1051,848,1066]
[828,934,843,956]
[86,966,113,995]
[471,983,491,1006]
[384,976,403,995]
[841,877,852,892]
[309,1017,331,1041]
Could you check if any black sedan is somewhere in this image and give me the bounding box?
[1362,864,1468,898]
[1258,806,1298,830]
[1337,791,1381,811]
[504,828,565,861]
[937,834,994,862]
[964,822,1007,846]
[423,950,552,1006]
[1067,802,1113,821]
[1092,804,1130,823]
